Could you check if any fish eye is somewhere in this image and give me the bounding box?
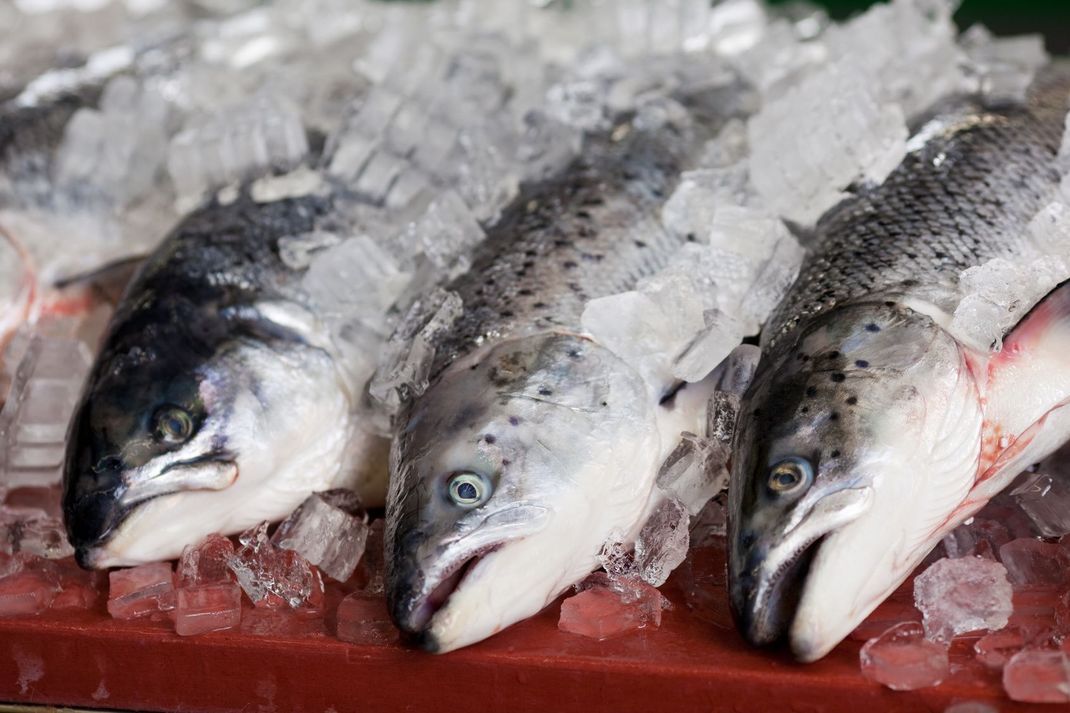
[767,457,813,495]
[446,471,492,508]
[153,406,194,445]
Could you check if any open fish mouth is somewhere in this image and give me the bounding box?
[733,536,822,647]
[395,543,504,651]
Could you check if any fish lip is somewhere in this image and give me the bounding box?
[730,485,875,650]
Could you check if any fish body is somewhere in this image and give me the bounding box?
[63,190,388,568]
[729,66,1070,661]
[385,115,724,652]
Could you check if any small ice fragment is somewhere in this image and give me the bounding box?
[107,562,175,620]
[660,167,751,243]
[226,522,324,613]
[950,294,1012,352]
[406,191,485,277]
[655,432,728,516]
[998,539,1070,588]
[558,572,667,640]
[0,568,58,617]
[0,335,93,489]
[942,518,1011,560]
[1002,649,1070,703]
[859,621,949,691]
[633,497,690,587]
[973,626,1026,669]
[962,27,1048,105]
[173,582,242,636]
[912,556,1013,642]
[335,593,397,646]
[14,517,75,560]
[1010,471,1070,538]
[368,289,463,415]
[272,490,369,583]
[303,234,411,325]
[177,534,236,587]
[250,167,323,203]
[1027,202,1070,258]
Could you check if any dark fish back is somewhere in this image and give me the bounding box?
[764,65,1070,350]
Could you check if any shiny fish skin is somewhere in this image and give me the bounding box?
[386,114,727,653]
[63,190,385,567]
[730,65,1070,662]
[765,69,1068,351]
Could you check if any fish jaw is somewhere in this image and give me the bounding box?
[71,341,357,567]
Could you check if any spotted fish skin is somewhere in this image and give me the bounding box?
[764,67,1069,352]
[729,65,1070,663]
[430,124,695,378]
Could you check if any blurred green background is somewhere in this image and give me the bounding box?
[770,0,1070,53]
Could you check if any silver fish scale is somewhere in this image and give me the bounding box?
[764,67,1070,351]
[429,124,692,377]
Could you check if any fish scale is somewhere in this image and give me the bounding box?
[430,123,696,378]
[764,66,1070,352]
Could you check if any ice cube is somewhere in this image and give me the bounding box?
[452,126,519,223]
[1027,202,1070,258]
[50,561,102,611]
[407,191,485,277]
[748,59,908,227]
[0,335,93,489]
[368,288,463,416]
[633,497,690,587]
[303,234,412,325]
[973,626,1026,669]
[335,593,397,646]
[240,607,327,637]
[655,433,728,516]
[516,111,582,182]
[1010,471,1070,538]
[558,572,667,640]
[226,522,324,613]
[859,621,949,691]
[660,166,751,243]
[173,582,242,636]
[178,534,236,587]
[913,556,1013,642]
[1002,650,1070,703]
[962,27,1048,105]
[14,517,74,560]
[272,490,369,583]
[998,539,1070,588]
[950,293,1012,352]
[107,562,175,620]
[0,569,58,617]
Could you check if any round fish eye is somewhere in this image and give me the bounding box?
[446,471,492,508]
[768,457,813,495]
[154,407,194,445]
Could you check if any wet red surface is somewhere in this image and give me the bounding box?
[0,546,1056,713]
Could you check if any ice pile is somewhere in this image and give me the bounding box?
[107,562,174,619]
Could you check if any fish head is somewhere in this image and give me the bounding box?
[387,332,658,652]
[729,301,980,660]
[65,329,351,568]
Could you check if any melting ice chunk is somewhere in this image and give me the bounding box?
[272,489,369,583]
[558,572,667,640]
[859,621,949,691]
[1010,471,1070,538]
[912,556,1013,642]
[973,626,1026,670]
[1002,650,1070,703]
[998,539,1070,588]
[107,562,175,620]
[174,583,242,636]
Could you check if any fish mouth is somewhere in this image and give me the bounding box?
[393,543,504,652]
[730,486,874,652]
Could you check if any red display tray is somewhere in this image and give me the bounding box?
[0,548,1051,713]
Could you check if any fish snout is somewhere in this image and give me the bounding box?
[729,533,818,647]
[64,485,126,565]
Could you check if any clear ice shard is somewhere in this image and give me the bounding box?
[859,622,949,691]
[912,556,1013,642]
[226,522,324,613]
[633,498,690,587]
[272,489,369,583]
[558,572,667,640]
[0,335,93,490]
[107,562,175,620]
[1010,469,1070,538]
[368,288,463,416]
